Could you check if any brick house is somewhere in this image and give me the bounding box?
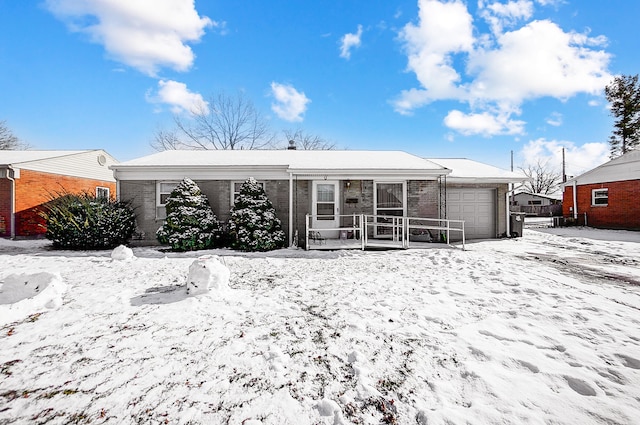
[111,150,527,247]
[562,149,640,230]
[0,150,118,238]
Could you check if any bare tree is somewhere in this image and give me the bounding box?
[151,92,275,151]
[281,129,336,150]
[0,120,28,150]
[519,160,561,195]
[151,128,183,151]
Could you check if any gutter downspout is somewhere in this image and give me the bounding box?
[572,180,578,219]
[288,172,294,247]
[7,166,16,239]
[506,183,512,237]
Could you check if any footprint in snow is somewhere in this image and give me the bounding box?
[517,360,540,373]
[564,376,596,396]
[616,354,640,369]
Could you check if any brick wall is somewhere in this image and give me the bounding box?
[14,169,116,237]
[563,180,640,230]
[0,178,11,237]
[407,180,439,218]
[122,179,295,245]
[119,180,157,241]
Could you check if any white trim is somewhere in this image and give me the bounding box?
[591,188,608,206]
[373,181,407,238]
[96,186,110,199]
[311,181,340,235]
[156,181,180,220]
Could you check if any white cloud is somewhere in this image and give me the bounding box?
[468,20,610,104]
[546,112,563,126]
[520,138,609,177]
[46,0,213,76]
[444,109,525,136]
[396,0,473,107]
[149,80,208,115]
[270,82,311,122]
[480,0,534,35]
[339,25,363,59]
[394,0,612,136]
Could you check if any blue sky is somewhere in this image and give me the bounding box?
[1,0,638,176]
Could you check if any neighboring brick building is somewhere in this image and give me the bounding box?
[0,150,118,238]
[562,150,640,230]
[111,150,527,247]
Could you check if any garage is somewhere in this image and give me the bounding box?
[447,189,496,240]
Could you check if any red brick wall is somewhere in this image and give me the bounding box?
[0,178,11,237]
[13,170,117,237]
[563,180,640,230]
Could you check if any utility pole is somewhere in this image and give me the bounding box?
[562,148,566,183]
[510,150,513,172]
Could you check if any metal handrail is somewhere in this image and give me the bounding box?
[305,214,465,250]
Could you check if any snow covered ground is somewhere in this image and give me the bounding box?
[1,228,639,424]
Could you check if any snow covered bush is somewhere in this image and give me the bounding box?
[41,192,136,250]
[156,178,222,251]
[228,177,286,252]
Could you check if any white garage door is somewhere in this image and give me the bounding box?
[447,189,495,240]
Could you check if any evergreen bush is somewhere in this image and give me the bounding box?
[41,192,136,250]
[156,178,222,251]
[229,178,286,251]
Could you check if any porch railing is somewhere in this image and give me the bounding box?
[305,214,465,250]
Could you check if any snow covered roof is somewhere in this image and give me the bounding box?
[0,150,90,165]
[114,149,443,170]
[563,149,640,186]
[112,150,451,180]
[427,158,530,183]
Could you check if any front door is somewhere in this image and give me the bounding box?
[312,181,340,238]
[374,182,406,238]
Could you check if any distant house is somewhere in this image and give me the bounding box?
[511,191,562,216]
[0,150,118,238]
[561,150,640,230]
[111,150,527,247]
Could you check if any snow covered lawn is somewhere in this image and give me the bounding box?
[1,228,639,424]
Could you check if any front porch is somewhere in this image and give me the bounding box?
[304,214,466,250]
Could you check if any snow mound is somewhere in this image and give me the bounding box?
[0,272,66,325]
[111,245,134,260]
[186,255,230,295]
[315,398,345,423]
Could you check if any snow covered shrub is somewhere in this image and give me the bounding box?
[156,178,222,251]
[41,192,136,250]
[228,178,286,252]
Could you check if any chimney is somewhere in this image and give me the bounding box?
[287,140,297,150]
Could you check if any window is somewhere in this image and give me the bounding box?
[230,181,265,206]
[315,183,336,220]
[157,181,179,219]
[528,200,542,205]
[592,188,608,206]
[96,187,110,199]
